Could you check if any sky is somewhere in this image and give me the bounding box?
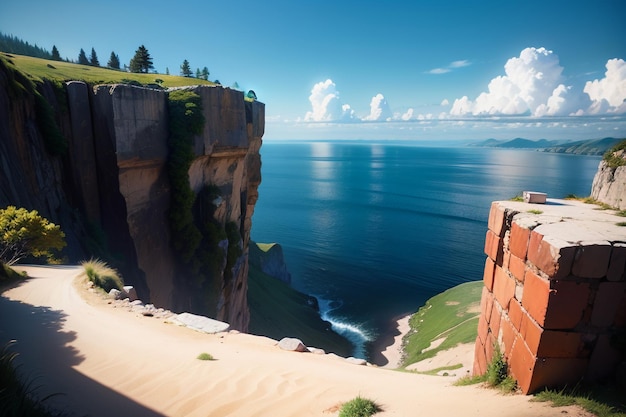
[1,0,625,141]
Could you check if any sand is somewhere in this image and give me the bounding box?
[0,266,593,417]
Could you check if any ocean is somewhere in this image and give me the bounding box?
[250,140,602,359]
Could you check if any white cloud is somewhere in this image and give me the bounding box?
[428,59,471,75]
[401,108,414,121]
[428,68,451,75]
[583,58,626,114]
[440,99,450,106]
[450,60,471,68]
[304,79,357,122]
[364,93,393,121]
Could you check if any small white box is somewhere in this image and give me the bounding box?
[523,191,547,204]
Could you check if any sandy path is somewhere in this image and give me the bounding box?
[0,266,592,417]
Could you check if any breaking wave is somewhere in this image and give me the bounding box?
[317,297,374,359]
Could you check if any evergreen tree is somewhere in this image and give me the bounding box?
[180,59,192,77]
[51,45,61,61]
[165,67,170,75]
[201,67,210,81]
[195,68,201,79]
[107,51,120,69]
[89,47,99,67]
[129,45,153,73]
[77,48,89,65]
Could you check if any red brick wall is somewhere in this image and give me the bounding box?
[474,201,626,394]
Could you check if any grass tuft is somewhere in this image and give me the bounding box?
[81,258,123,292]
[528,209,543,214]
[196,352,215,361]
[339,396,382,417]
[532,385,626,417]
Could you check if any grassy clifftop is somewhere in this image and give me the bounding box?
[1,52,214,88]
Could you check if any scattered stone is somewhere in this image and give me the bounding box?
[123,285,138,301]
[307,347,326,355]
[130,300,144,307]
[345,357,367,366]
[167,312,230,334]
[108,288,122,300]
[278,337,308,352]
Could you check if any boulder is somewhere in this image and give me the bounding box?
[278,337,308,352]
[168,312,230,334]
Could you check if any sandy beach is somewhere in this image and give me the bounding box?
[0,266,593,417]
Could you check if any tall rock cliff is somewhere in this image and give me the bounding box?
[0,58,264,331]
[590,144,626,210]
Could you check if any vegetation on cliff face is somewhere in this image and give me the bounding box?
[603,139,626,168]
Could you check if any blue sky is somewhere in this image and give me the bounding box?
[1,0,625,141]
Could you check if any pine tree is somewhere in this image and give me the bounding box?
[107,51,120,69]
[180,59,192,77]
[165,67,170,75]
[89,47,100,67]
[51,45,61,61]
[77,48,89,65]
[201,67,210,81]
[129,45,153,73]
[195,68,201,79]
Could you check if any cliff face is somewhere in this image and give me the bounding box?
[591,148,626,210]
[0,60,264,331]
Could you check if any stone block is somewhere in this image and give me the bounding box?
[493,266,516,309]
[520,312,543,356]
[523,191,547,204]
[607,243,626,281]
[488,202,507,237]
[536,330,583,358]
[508,337,535,394]
[509,254,526,282]
[490,301,502,340]
[477,313,489,346]
[591,282,626,327]
[587,335,623,381]
[500,318,519,359]
[527,357,588,394]
[509,221,531,260]
[508,298,524,331]
[484,230,504,265]
[473,336,487,376]
[480,287,494,323]
[521,270,551,326]
[483,257,496,292]
[527,230,575,279]
[571,241,612,278]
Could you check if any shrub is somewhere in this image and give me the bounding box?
[339,396,382,417]
[81,258,123,292]
[603,139,626,169]
[196,352,214,361]
[485,345,517,393]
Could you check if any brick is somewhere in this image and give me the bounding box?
[483,258,496,292]
[536,330,583,358]
[493,266,516,309]
[508,298,524,331]
[510,221,531,260]
[544,280,590,330]
[508,337,535,394]
[607,243,626,281]
[509,254,526,282]
[571,241,612,278]
[473,335,487,376]
[477,312,489,346]
[485,332,497,366]
[500,318,519,359]
[490,301,502,340]
[527,230,575,279]
[520,312,543,356]
[528,358,588,394]
[484,230,503,264]
[488,202,507,237]
[591,282,626,327]
[522,270,551,326]
[480,288,494,324]
[587,335,622,381]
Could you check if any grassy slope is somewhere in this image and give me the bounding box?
[401,280,483,368]
[248,264,353,357]
[1,52,214,88]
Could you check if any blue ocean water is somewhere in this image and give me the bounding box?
[250,140,602,359]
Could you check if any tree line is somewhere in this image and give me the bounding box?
[0,32,213,80]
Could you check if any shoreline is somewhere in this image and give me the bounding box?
[370,313,413,368]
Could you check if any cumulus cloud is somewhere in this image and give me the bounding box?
[584,58,626,114]
[401,108,414,121]
[304,79,356,122]
[364,93,393,121]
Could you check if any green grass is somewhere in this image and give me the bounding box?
[0,262,26,285]
[339,396,382,417]
[248,264,353,357]
[196,352,215,361]
[602,139,626,169]
[80,258,124,292]
[401,281,482,369]
[2,52,215,88]
[532,386,626,417]
[528,209,543,214]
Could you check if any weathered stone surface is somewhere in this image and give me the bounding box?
[169,312,230,334]
[249,241,292,284]
[278,337,308,352]
[591,158,626,210]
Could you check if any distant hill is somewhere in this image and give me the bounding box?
[469,137,622,155]
[542,137,623,156]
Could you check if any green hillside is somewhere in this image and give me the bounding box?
[1,52,214,88]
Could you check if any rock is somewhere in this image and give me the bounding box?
[123,286,138,301]
[345,357,368,366]
[108,289,122,300]
[308,347,326,355]
[167,312,230,334]
[278,337,308,352]
[591,159,626,210]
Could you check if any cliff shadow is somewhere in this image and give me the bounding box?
[0,281,165,417]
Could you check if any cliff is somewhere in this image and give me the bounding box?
[590,142,626,210]
[0,57,264,331]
